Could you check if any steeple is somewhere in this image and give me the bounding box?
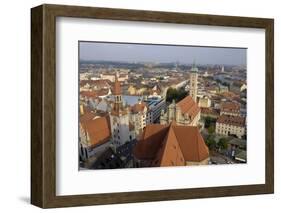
[189,60,198,102]
[113,71,121,95]
[112,71,123,113]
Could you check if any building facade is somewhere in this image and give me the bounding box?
[144,97,166,124]
[198,96,211,108]
[215,115,246,139]
[130,100,147,136]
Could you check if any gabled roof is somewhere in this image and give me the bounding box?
[134,122,209,166]
[176,96,200,120]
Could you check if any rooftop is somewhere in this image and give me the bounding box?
[131,102,147,114]
[217,115,245,127]
[134,122,209,167]
[80,115,111,147]
[176,96,200,120]
[221,102,240,113]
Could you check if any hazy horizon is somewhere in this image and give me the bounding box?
[79,41,247,66]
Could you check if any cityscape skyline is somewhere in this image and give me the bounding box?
[79,42,247,66]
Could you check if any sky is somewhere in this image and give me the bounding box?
[79,41,246,65]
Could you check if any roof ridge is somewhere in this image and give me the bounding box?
[158,123,178,166]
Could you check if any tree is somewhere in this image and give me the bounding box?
[205,116,216,128]
[206,135,216,150]
[165,87,187,103]
[208,125,215,134]
[218,138,228,150]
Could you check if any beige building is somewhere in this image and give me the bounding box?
[130,100,147,136]
[160,62,200,126]
[215,115,245,139]
[100,71,128,82]
[198,96,211,108]
[127,85,137,95]
[160,96,200,126]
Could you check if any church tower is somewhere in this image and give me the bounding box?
[110,72,134,147]
[112,72,123,113]
[189,61,198,102]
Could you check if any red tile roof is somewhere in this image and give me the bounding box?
[176,96,200,120]
[80,89,110,98]
[80,80,93,87]
[80,91,97,98]
[131,102,147,113]
[201,107,219,115]
[134,122,209,166]
[221,102,240,113]
[80,115,111,147]
[217,115,245,127]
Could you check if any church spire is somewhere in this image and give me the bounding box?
[112,71,123,113]
[113,71,121,95]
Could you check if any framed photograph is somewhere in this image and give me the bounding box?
[31,4,274,208]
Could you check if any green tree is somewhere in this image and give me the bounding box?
[218,138,228,150]
[206,135,216,150]
[204,116,216,128]
[166,87,187,103]
[208,125,215,134]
